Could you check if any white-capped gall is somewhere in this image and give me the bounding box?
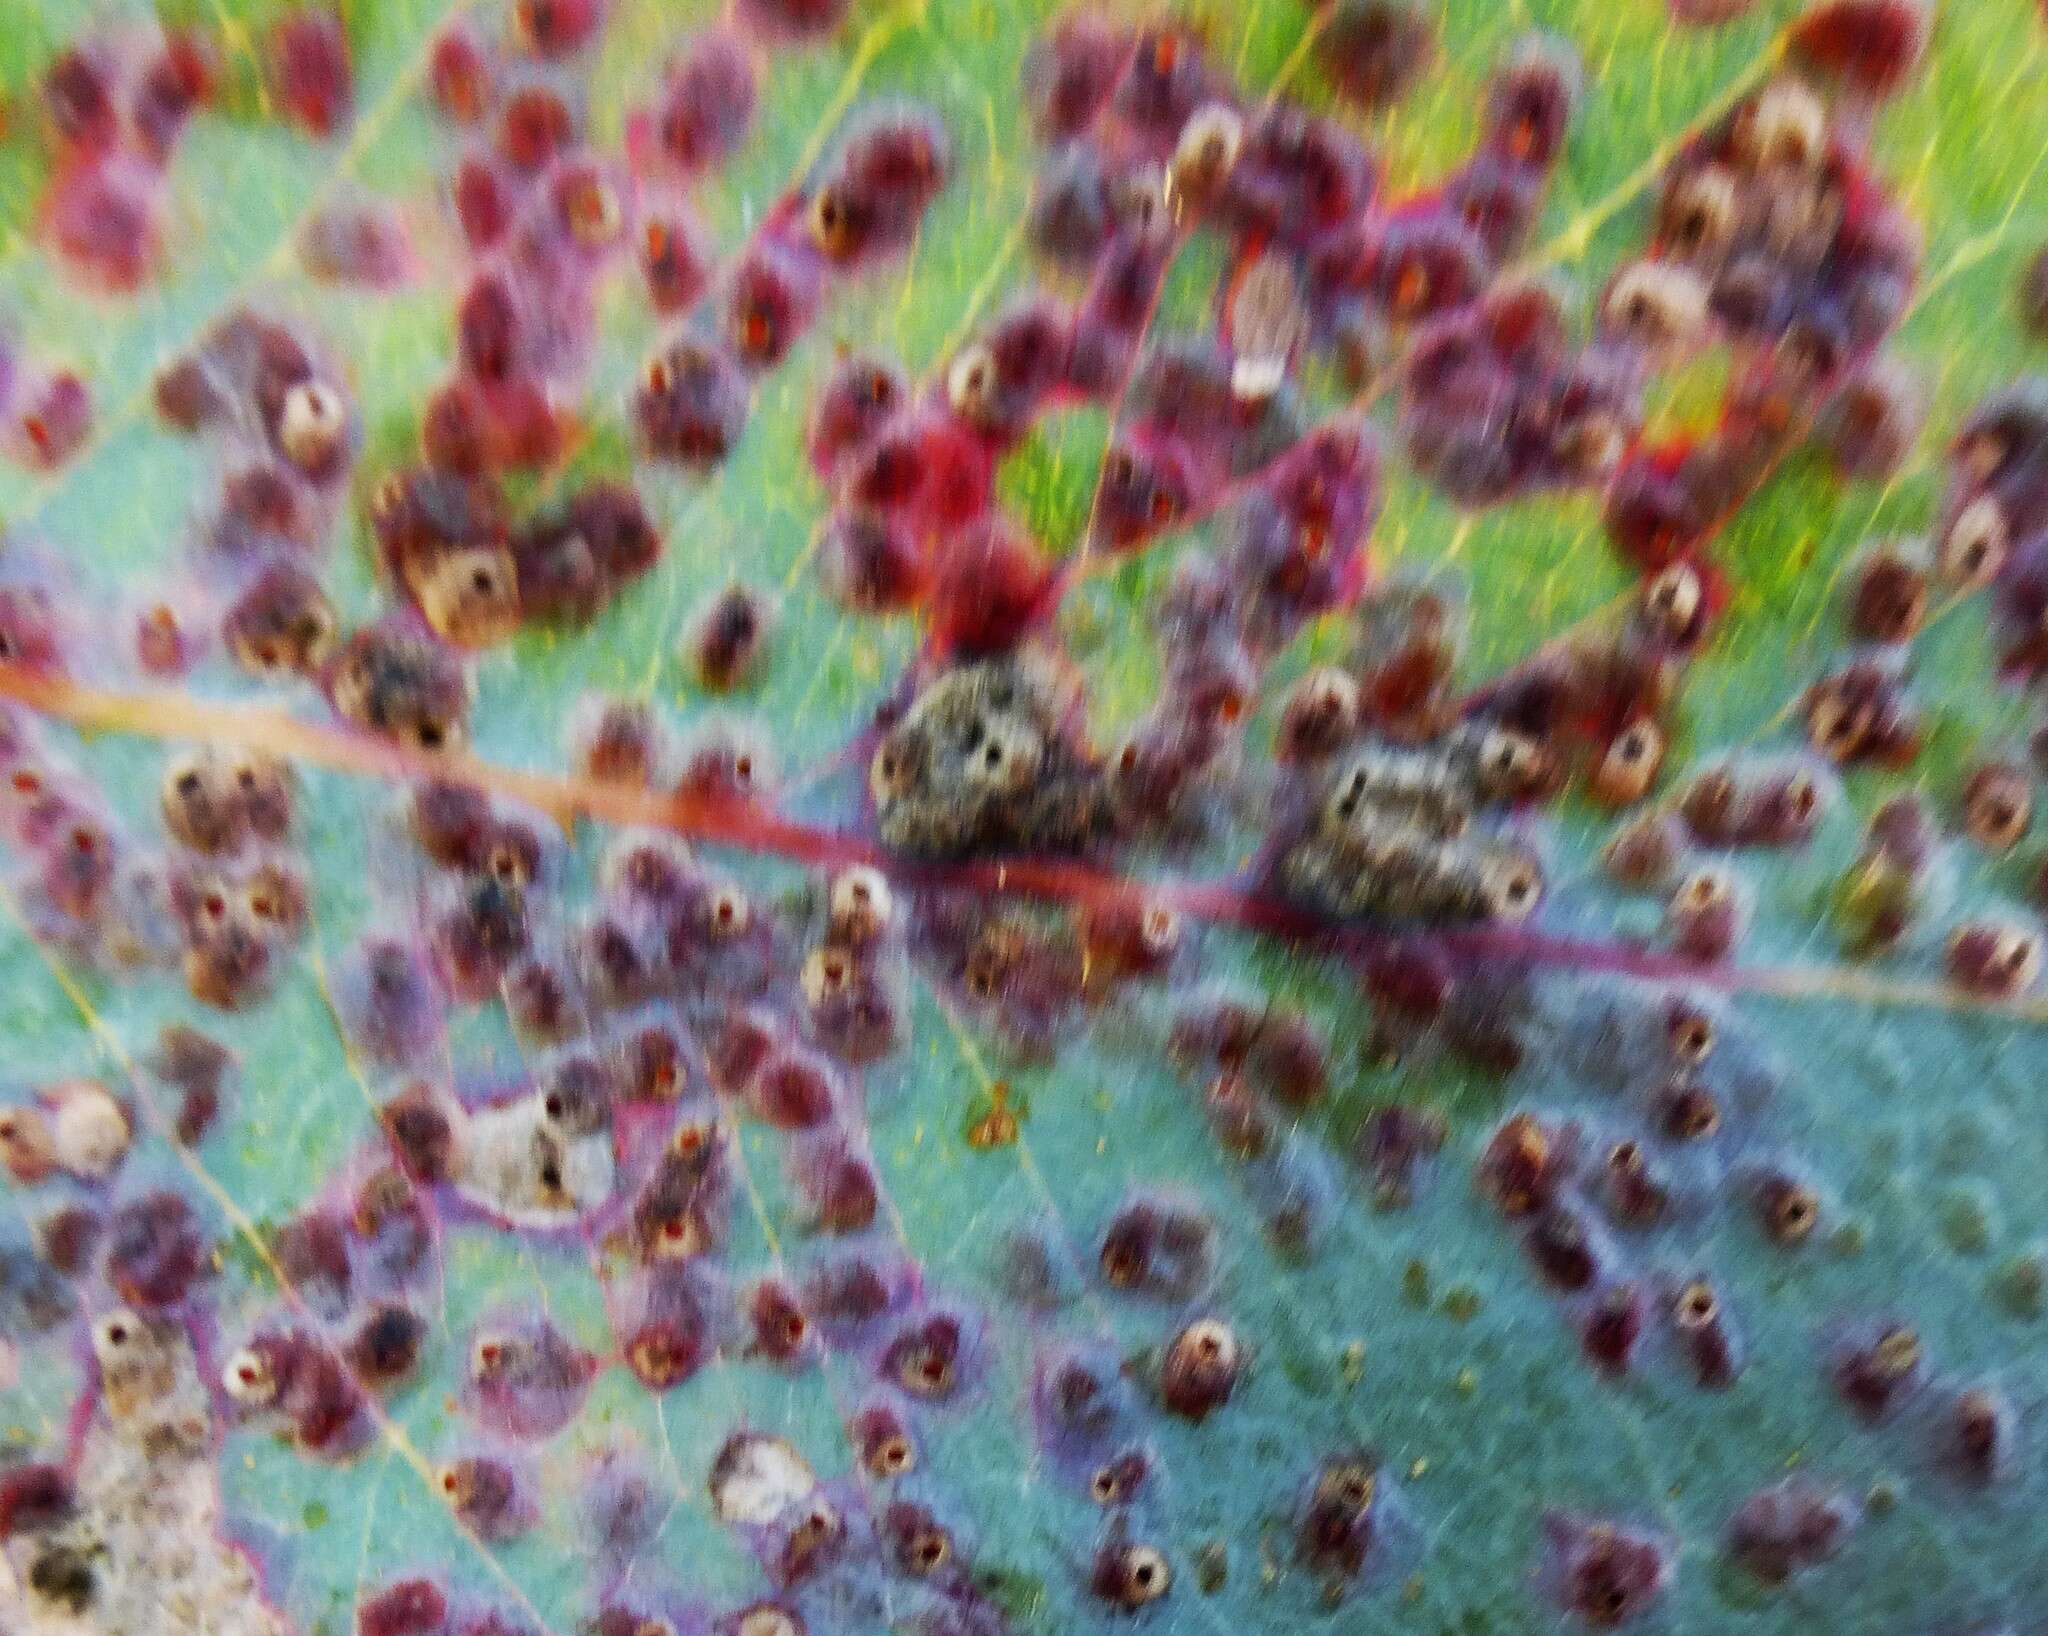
[1160,1316,1240,1420]
[222,1343,280,1406]
[1603,261,1710,350]
[705,884,752,939]
[1167,102,1245,215]
[828,866,894,943]
[1473,724,1549,798]
[735,1605,801,1636]
[161,752,239,854]
[1642,561,1704,641]
[1138,902,1181,960]
[1939,495,2008,588]
[1736,78,1827,173]
[91,1307,148,1368]
[0,1104,57,1183]
[1659,163,1739,258]
[1228,253,1308,402]
[1590,720,1665,807]
[944,342,996,421]
[1961,762,2031,851]
[1482,848,1545,922]
[800,945,855,1006]
[47,1080,130,1180]
[1092,1539,1171,1610]
[278,378,349,473]
[410,546,521,650]
[708,1431,819,1526]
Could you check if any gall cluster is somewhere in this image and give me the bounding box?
[1602,69,1921,582]
[37,24,216,293]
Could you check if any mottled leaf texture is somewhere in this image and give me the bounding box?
[3,1,2048,1633]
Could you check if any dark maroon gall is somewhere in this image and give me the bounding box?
[36,1206,100,1276]
[409,781,493,872]
[1276,668,1363,763]
[1077,898,1180,986]
[751,1051,837,1130]
[380,1084,456,1185]
[1097,1197,1215,1300]
[1364,943,1455,1026]
[42,49,117,154]
[654,32,756,172]
[453,159,512,248]
[1479,1113,1569,1218]
[734,0,852,44]
[15,375,91,469]
[1485,38,1580,168]
[437,1455,531,1541]
[637,338,749,467]
[1526,1203,1601,1292]
[1946,921,2041,1000]
[642,214,710,313]
[1597,819,1679,896]
[1830,1321,1926,1422]
[621,1021,688,1103]
[429,29,490,124]
[1356,1105,1446,1210]
[574,700,662,788]
[690,585,775,691]
[881,1312,966,1401]
[1318,0,1435,111]
[1581,1283,1645,1375]
[853,1402,917,1478]
[801,1254,892,1337]
[515,0,605,59]
[796,1141,879,1234]
[103,1190,208,1309]
[1085,1449,1151,1508]
[273,1212,353,1319]
[748,1279,811,1364]
[357,1577,449,1636]
[346,1305,428,1390]
[352,1169,433,1280]
[1651,1077,1723,1143]
[808,356,906,478]
[1024,18,1128,139]
[224,562,338,680]
[882,1500,956,1579]
[271,9,355,138]
[1804,658,1920,768]
[1600,1141,1668,1229]
[498,86,574,171]
[627,1311,705,1394]
[1545,1514,1669,1628]
[0,1464,75,1538]
[1297,1455,1380,1580]
[708,1008,780,1093]
[1790,0,1928,97]
[1724,1477,1856,1584]
[1819,363,1923,481]
[1939,1384,2016,1485]
[726,242,818,371]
